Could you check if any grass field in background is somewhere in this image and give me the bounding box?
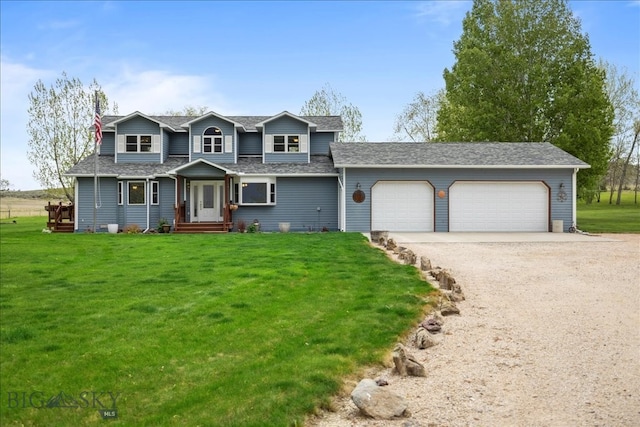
[577,190,640,233]
[0,217,434,426]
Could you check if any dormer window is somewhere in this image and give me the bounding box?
[273,135,300,153]
[203,127,223,153]
[126,135,152,152]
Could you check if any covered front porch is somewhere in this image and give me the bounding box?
[169,160,237,233]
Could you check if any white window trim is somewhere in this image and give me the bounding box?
[117,181,124,205]
[120,134,160,153]
[271,134,303,153]
[237,177,276,205]
[128,181,146,205]
[151,181,159,205]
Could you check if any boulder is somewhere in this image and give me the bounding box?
[439,299,460,316]
[420,256,432,271]
[414,327,438,349]
[398,249,416,265]
[420,316,442,333]
[370,230,389,246]
[392,343,427,377]
[351,379,410,420]
[386,238,397,251]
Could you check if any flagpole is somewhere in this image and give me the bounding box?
[93,91,100,232]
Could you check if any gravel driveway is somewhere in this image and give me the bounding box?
[310,233,640,427]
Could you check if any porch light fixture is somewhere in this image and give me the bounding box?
[356,182,361,190]
[557,182,567,202]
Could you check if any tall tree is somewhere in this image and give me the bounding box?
[300,83,366,142]
[27,72,111,202]
[599,61,640,204]
[393,90,444,142]
[437,0,614,196]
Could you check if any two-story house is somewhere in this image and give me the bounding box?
[66,110,589,233]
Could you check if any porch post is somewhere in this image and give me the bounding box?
[176,174,182,225]
[224,174,231,224]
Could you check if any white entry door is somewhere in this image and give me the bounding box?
[191,181,224,222]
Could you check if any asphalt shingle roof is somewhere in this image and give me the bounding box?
[66,155,338,177]
[329,142,590,168]
[100,114,343,132]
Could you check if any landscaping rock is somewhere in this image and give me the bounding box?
[370,230,389,246]
[420,256,432,271]
[439,298,460,316]
[414,327,438,349]
[392,343,427,377]
[399,248,417,265]
[351,379,410,420]
[386,239,397,251]
[420,316,442,333]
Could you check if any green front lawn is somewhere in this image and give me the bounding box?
[0,218,433,426]
[577,190,640,233]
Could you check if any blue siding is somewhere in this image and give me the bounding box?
[117,152,162,163]
[77,177,176,231]
[231,177,338,232]
[310,132,335,155]
[264,116,308,134]
[239,132,262,156]
[163,130,171,161]
[117,116,161,135]
[265,153,308,163]
[150,178,176,229]
[99,133,116,155]
[116,116,162,163]
[76,177,119,231]
[343,168,575,232]
[170,133,189,155]
[190,116,235,163]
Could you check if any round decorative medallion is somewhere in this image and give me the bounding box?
[352,189,366,203]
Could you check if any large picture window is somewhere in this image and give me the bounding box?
[236,178,276,205]
[128,182,145,205]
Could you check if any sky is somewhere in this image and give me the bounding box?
[1,0,639,191]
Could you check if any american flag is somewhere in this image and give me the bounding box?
[94,96,102,145]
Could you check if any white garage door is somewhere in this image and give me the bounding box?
[372,181,433,232]
[450,181,549,232]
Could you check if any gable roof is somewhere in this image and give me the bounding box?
[329,142,590,169]
[254,111,317,130]
[107,111,178,131]
[100,113,343,133]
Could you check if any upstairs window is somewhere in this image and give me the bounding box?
[273,135,300,153]
[203,127,223,153]
[125,135,153,153]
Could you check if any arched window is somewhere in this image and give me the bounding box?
[203,127,223,153]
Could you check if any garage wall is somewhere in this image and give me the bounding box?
[343,168,575,232]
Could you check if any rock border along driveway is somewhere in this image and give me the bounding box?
[310,233,639,426]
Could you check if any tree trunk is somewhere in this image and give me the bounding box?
[616,122,640,205]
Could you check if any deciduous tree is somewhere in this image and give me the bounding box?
[27,72,111,202]
[393,90,444,142]
[300,83,366,142]
[437,0,614,195]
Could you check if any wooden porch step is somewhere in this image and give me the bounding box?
[173,222,232,234]
[47,222,75,233]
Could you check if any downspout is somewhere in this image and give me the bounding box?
[572,168,578,227]
[144,177,150,233]
[340,168,347,232]
[74,178,79,232]
[169,174,178,227]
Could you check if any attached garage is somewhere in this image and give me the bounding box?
[371,181,434,232]
[449,181,549,232]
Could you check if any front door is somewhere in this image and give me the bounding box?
[191,181,224,222]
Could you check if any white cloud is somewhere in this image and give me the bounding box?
[102,67,234,115]
[0,57,54,190]
[413,0,471,26]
